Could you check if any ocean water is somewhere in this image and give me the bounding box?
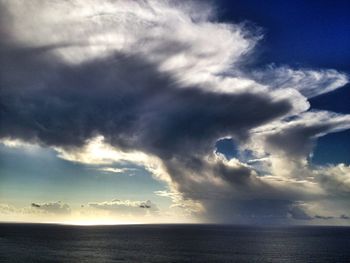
[0,224,350,263]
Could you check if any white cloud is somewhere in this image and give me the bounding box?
[253,66,348,98]
[54,136,172,184]
[3,0,256,82]
[99,167,137,175]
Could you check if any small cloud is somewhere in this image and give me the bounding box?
[30,201,71,214]
[88,199,159,216]
[139,200,152,209]
[99,167,137,176]
[340,214,350,220]
[314,215,334,220]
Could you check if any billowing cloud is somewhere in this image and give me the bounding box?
[288,204,313,221]
[1,0,349,224]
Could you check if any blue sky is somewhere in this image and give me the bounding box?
[0,144,168,206]
[216,0,350,165]
[0,0,349,225]
[218,0,350,69]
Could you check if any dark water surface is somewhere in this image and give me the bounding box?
[0,223,350,262]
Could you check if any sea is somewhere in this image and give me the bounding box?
[0,223,350,262]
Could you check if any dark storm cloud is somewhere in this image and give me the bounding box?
[0,42,291,221]
[204,199,308,224]
[0,0,296,224]
[0,41,295,223]
[2,0,349,224]
[288,206,313,220]
[1,43,346,223]
[163,156,267,202]
[0,43,291,156]
[265,123,334,158]
[262,112,350,160]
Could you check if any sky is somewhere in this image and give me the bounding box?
[0,0,350,225]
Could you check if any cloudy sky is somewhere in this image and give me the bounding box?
[1,0,349,225]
